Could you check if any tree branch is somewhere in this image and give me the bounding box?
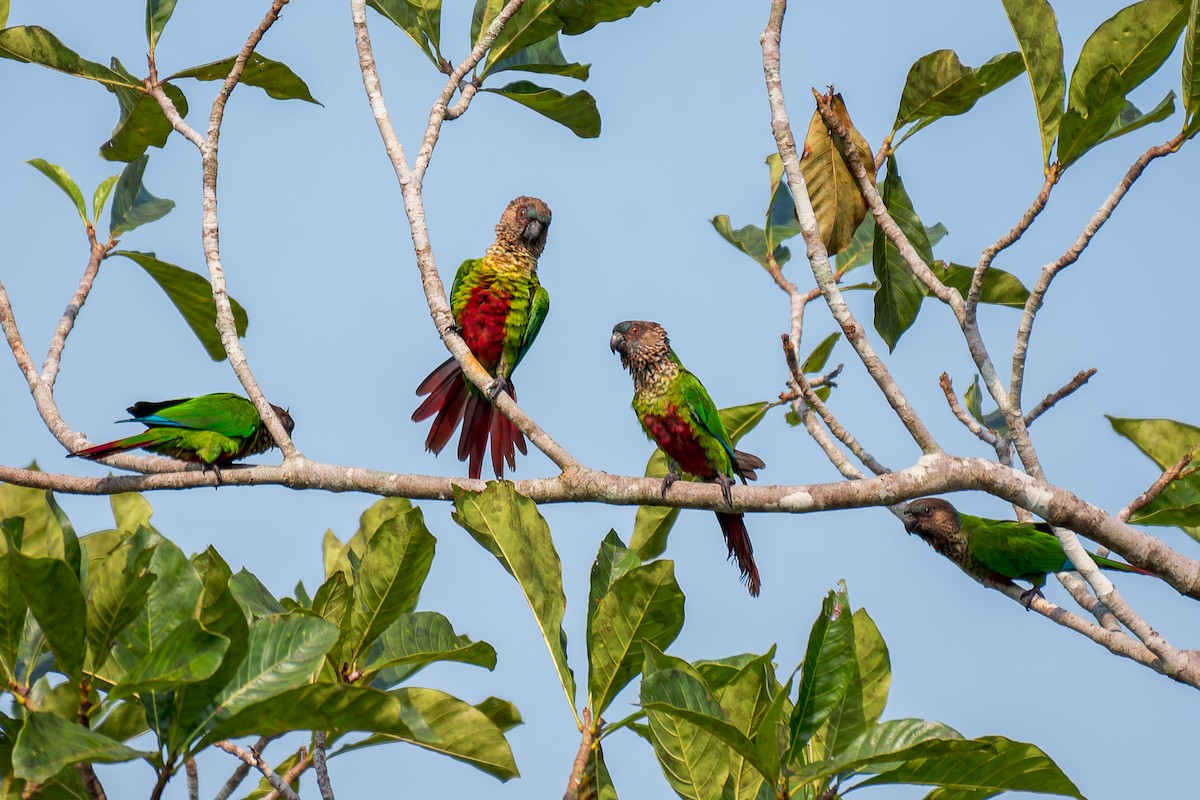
[968,171,1056,317]
[313,731,335,800]
[1024,368,1096,427]
[184,758,198,800]
[214,740,300,800]
[42,230,115,389]
[562,707,599,800]
[263,749,312,800]
[214,736,273,800]
[938,373,1003,450]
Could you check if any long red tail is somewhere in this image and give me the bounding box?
[69,431,158,460]
[716,512,761,596]
[413,357,526,480]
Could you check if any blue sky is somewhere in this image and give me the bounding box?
[2,0,1197,797]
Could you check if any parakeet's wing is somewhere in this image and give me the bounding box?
[449,258,482,312]
[966,517,1068,578]
[126,393,261,438]
[514,284,549,369]
[678,369,738,472]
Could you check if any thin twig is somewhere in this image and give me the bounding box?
[761,0,942,456]
[1011,132,1185,407]
[1119,449,1197,524]
[42,231,115,389]
[792,399,866,481]
[1024,368,1097,427]
[939,373,1003,449]
[214,736,273,800]
[314,731,335,800]
[263,749,312,800]
[562,708,600,800]
[214,740,300,800]
[185,758,198,800]
[968,172,1056,317]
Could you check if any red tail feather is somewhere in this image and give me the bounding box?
[413,357,527,480]
[716,512,761,597]
[70,438,139,459]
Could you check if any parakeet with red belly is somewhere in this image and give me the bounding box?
[413,196,551,479]
[610,320,765,596]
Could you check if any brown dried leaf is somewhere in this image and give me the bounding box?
[800,92,874,255]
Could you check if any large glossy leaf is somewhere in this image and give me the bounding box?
[873,156,932,351]
[490,33,589,80]
[111,250,249,362]
[932,261,1029,308]
[108,156,173,236]
[228,569,286,621]
[93,698,149,744]
[12,712,151,782]
[475,696,523,733]
[557,0,660,35]
[85,537,156,674]
[146,0,178,51]
[833,216,876,274]
[589,561,684,716]
[802,332,841,374]
[0,0,8,27]
[109,618,229,697]
[1058,66,1129,168]
[1002,0,1065,168]
[799,95,873,255]
[0,26,130,87]
[0,555,27,685]
[344,509,435,667]
[0,481,81,574]
[788,583,854,761]
[631,403,770,560]
[1185,0,1200,134]
[578,740,618,800]
[797,718,962,786]
[26,159,87,224]
[587,530,641,637]
[90,167,119,220]
[765,153,803,255]
[9,550,86,682]
[367,611,497,687]
[484,81,600,138]
[713,651,778,798]
[812,608,894,763]
[367,0,442,65]
[209,684,518,780]
[110,493,153,534]
[1097,91,1176,145]
[893,50,1024,134]
[452,483,576,709]
[1108,415,1200,538]
[100,79,189,163]
[168,54,319,104]
[710,217,779,271]
[477,0,565,74]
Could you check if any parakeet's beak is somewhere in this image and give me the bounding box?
[901,513,917,534]
[523,219,546,244]
[609,331,625,354]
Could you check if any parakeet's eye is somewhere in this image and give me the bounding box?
[630,325,640,334]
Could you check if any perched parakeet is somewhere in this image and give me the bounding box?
[413,196,552,480]
[901,497,1153,605]
[70,393,294,478]
[610,320,765,596]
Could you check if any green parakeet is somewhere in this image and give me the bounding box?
[413,196,551,480]
[901,497,1153,605]
[610,320,765,596]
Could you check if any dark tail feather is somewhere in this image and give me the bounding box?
[733,449,765,482]
[1092,553,1155,577]
[716,512,761,596]
[415,359,469,455]
[460,393,491,480]
[70,432,157,460]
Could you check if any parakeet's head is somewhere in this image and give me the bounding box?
[609,320,669,371]
[901,497,960,539]
[269,405,296,439]
[497,196,552,257]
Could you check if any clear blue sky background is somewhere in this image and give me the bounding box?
[2,1,1196,797]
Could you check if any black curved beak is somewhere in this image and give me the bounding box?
[523,219,545,244]
[609,331,624,354]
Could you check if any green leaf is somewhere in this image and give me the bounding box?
[146,0,178,51]
[110,492,154,534]
[833,216,875,274]
[893,50,1024,135]
[108,157,173,236]
[100,82,189,163]
[85,537,156,675]
[478,0,565,75]
[1058,66,1128,168]
[366,0,442,65]
[312,572,352,633]
[964,376,1010,436]
[211,684,519,781]
[1069,0,1187,114]
[1002,0,1065,169]
[483,81,600,138]
[1185,0,1200,132]
[711,216,780,271]
[557,0,661,35]
[168,53,320,104]
[0,0,8,27]
[109,618,229,697]
[932,261,1029,308]
[0,555,27,684]
[9,549,86,682]
[452,483,576,711]
[474,696,523,733]
[873,156,932,351]
[1108,416,1200,538]
[26,159,87,224]
[93,699,149,744]
[90,175,120,225]
[228,569,286,620]
[813,608,893,762]
[788,583,854,762]
[587,530,641,639]
[12,712,151,782]
[490,33,590,80]
[367,611,497,687]
[798,718,962,785]
[765,153,803,254]
[209,613,338,717]
[343,509,436,667]
[714,651,778,799]
[579,740,619,800]
[640,655,731,800]
[631,403,770,559]
[0,26,131,88]
[802,332,840,374]
[1097,92,1176,146]
[589,561,685,716]
[111,250,249,361]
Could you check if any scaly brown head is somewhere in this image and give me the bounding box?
[268,404,296,440]
[609,320,671,373]
[495,196,552,259]
[901,496,963,549]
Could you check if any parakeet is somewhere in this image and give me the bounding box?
[610,320,765,596]
[413,196,552,480]
[901,497,1153,606]
[70,393,294,478]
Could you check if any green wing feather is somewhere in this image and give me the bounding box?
[963,515,1069,579]
[449,258,481,315]
[677,368,737,474]
[133,393,261,439]
[515,284,549,368]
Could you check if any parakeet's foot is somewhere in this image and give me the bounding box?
[486,376,510,401]
[1019,587,1044,609]
[660,470,681,499]
[209,463,223,487]
[716,474,735,509]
